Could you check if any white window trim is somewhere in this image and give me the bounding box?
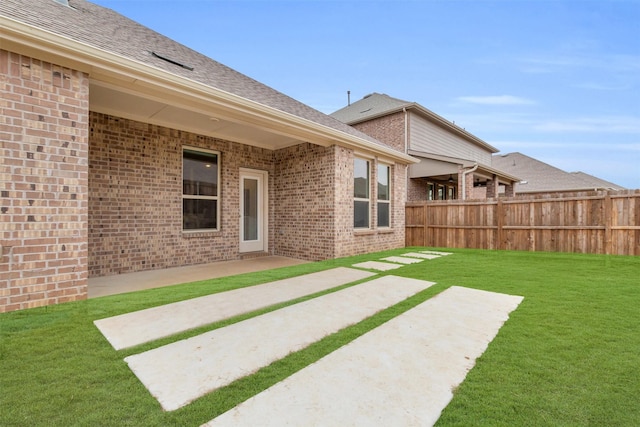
[182,146,221,232]
[354,157,371,229]
[377,163,392,228]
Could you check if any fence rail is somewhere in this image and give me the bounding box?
[405,190,640,256]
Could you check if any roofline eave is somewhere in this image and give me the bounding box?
[344,102,499,153]
[1,16,416,165]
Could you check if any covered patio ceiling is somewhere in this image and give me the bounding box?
[90,82,302,150]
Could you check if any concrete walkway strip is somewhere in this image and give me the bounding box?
[402,252,442,260]
[421,250,453,256]
[204,286,523,427]
[125,275,435,411]
[94,267,375,350]
[352,261,404,271]
[381,256,424,265]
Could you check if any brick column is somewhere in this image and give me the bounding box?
[504,183,515,197]
[486,175,499,199]
[1,51,89,312]
[464,170,474,200]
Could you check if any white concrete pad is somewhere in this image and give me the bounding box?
[402,252,442,260]
[421,250,453,256]
[352,261,404,271]
[95,267,375,350]
[381,256,424,265]
[125,275,435,411]
[204,286,523,427]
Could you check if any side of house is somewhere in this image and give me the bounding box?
[0,0,414,312]
[331,93,519,201]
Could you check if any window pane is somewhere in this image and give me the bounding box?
[354,200,369,228]
[183,199,217,230]
[377,165,389,201]
[377,202,390,227]
[243,178,258,241]
[354,158,369,198]
[183,150,218,196]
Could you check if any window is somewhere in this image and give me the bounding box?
[428,183,434,201]
[377,164,391,227]
[354,158,370,228]
[182,148,219,230]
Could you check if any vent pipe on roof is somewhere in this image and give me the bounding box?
[347,90,351,106]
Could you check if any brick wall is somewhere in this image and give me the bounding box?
[88,112,275,277]
[334,148,407,258]
[350,112,406,152]
[408,177,430,201]
[273,143,337,260]
[1,51,89,313]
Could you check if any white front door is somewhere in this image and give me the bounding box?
[239,169,268,253]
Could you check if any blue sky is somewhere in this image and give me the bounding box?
[92,0,639,188]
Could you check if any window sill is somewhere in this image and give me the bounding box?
[353,229,376,236]
[353,228,395,237]
[182,229,222,238]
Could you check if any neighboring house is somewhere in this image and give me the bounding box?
[331,93,519,201]
[492,152,625,194]
[0,0,416,312]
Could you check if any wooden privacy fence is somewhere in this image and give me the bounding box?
[406,190,640,256]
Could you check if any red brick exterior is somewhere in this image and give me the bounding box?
[273,143,337,260]
[89,119,407,269]
[1,53,408,312]
[334,149,407,258]
[88,112,276,277]
[1,51,89,312]
[350,112,406,152]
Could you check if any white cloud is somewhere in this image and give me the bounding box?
[533,116,640,133]
[456,95,536,106]
[518,53,640,74]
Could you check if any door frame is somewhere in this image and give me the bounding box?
[239,168,268,253]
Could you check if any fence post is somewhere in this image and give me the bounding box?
[423,203,428,247]
[604,192,612,255]
[497,199,504,250]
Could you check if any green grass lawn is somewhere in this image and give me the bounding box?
[1,248,639,426]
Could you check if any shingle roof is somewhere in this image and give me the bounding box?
[331,93,498,153]
[0,0,391,150]
[331,93,413,124]
[492,152,625,193]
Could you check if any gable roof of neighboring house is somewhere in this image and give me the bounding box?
[331,92,499,153]
[0,0,415,164]
[492,152,625,193]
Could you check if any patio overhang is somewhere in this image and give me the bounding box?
[408,150,520,185]
[1,15,416,165]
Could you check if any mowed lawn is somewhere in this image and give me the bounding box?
[1,248,639,426]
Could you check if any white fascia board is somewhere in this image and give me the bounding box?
[1,16,416,164]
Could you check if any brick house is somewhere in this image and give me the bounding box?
[331,93,519,201]
[492,152,625,195]
[0,0,416,312]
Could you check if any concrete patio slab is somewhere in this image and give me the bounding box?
[352,261,404,271]
[381,256,424,265]
[402,252,442,260]
[204,286,523,427]
[88,256,309,298]
[94,267,375,350]
[125,275,435,411]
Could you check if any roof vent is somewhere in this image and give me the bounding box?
[151,51,194,71]
[53,0,70,6]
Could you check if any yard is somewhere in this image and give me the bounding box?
[1,248,639,426]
